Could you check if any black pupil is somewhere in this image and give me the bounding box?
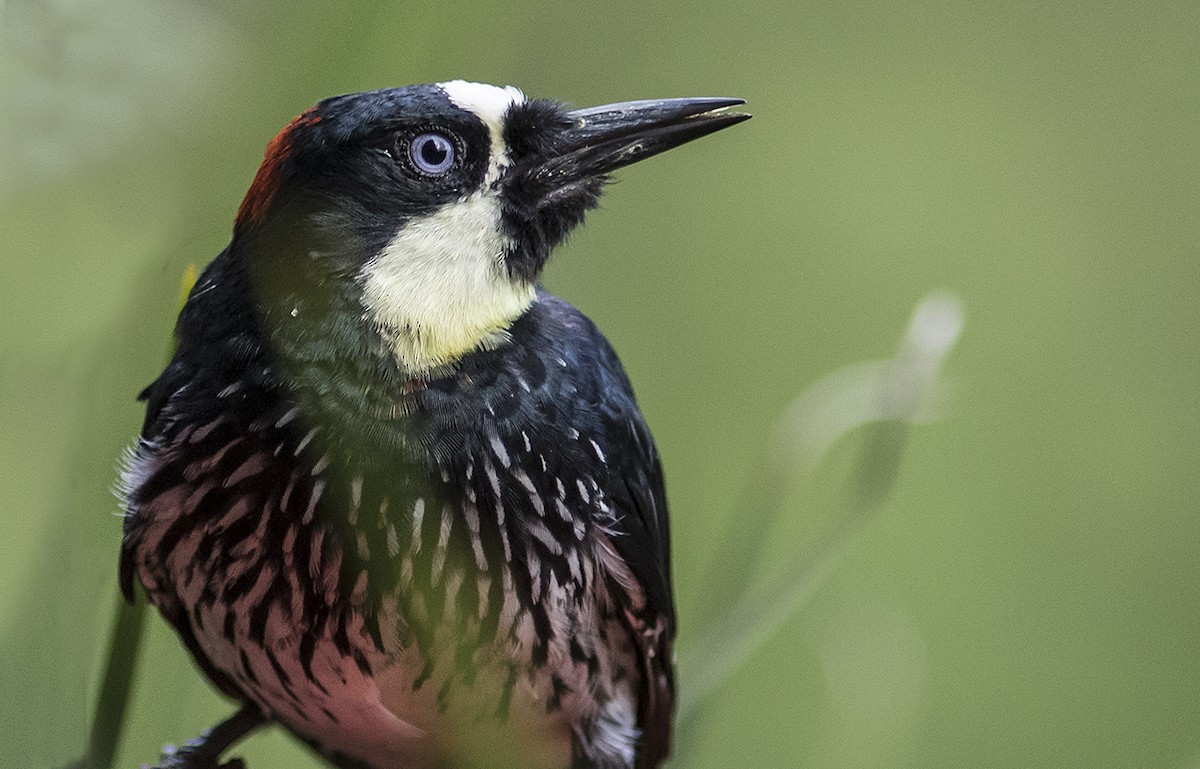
[421,138,448,166]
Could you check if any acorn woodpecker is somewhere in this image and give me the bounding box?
[120,81,749,769]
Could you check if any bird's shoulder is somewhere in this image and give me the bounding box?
[459,290,674,619]
[503,292,677,765]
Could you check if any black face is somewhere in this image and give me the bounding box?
[240,86,492,256]
[228,86,514,402]
[235,85,606,287]
[235,84,748,286]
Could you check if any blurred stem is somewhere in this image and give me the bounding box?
[678,420,908,724]
[695,294,960,626]
[690,435,793,630]
[83,594,147,769]
[74,264,197,769]
[676,291,963,749]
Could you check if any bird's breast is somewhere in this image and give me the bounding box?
[124,379,641,767]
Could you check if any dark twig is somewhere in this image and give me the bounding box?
[82,592,148,769]
[69,266,198,769]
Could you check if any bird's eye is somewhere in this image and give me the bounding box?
[408,132,456,175]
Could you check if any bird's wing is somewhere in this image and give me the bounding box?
[119,360,188,600]
[592,339,676,768]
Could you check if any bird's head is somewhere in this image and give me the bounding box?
[230,81,748,374]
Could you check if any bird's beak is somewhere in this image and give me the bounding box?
[532,97,750,184]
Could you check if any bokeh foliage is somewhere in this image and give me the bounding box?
[2,1,1198,767]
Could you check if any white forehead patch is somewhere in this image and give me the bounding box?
[438,80,525,132]
[438,80,525,184]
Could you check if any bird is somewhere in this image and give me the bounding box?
[119,80,749,769]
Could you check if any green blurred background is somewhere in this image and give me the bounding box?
[2,0,1198,767]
